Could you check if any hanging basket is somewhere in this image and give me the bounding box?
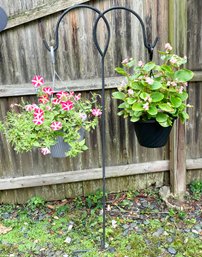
[133,119,174,148]
[50,128,85,158]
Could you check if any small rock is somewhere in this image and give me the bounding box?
[168,247,177,255]
[159,186,171,201]
[167,237,173,243]
[153,227,164,237]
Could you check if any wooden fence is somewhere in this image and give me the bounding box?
[0,0,201,203]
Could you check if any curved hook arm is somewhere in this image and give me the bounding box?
[43,4,110,53]
[93,6,158,60]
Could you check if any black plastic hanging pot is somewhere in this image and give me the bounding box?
[50,128,85,158]
[133,119,174,148]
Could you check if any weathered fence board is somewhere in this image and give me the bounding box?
[2,0,89,30]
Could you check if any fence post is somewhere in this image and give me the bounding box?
[169,0,187,199]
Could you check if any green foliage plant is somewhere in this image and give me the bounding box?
[86,189,105,209]
[112,43,194,127]
[26,196,45,210]
[189,180,202,200]
[0,76,101,157]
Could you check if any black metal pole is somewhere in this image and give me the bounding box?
[43,4,158,252]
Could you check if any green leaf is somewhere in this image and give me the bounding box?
[130,82,144,90]
[132,103,143,111]
[147,105,158,116]
[170,96,182,107]
[160,64,173,73]
[130,116,140,122]
[151,92,164,102]
[127,98,136,105]
[143,62,156,72]
[159,103,174,112]
[156,112,169,123]
[178,91,188,101]
[174,69,194,82]
[115,67,128,76]
[112,91,126,100]
[118,103,126,108]
[117,111,124,116]
[159,121,170,127]
[150,81,162,90]
[140,92,150,100]
[180,111,189,122]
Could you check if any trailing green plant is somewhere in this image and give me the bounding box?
[112,43,194,127]
[0,76,101,157]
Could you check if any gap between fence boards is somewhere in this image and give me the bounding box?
[0,72,201,97]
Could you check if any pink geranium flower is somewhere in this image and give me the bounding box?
[143,102,149,110]
[32,75,44,88]
[145,77,154,85]
[50,121,62,131]
[61,100,74,111]
[42,87,54,95]
[165,43,172,52]
[92,108,102,117]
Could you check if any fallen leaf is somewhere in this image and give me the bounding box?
[0,224,12,234]
[47,205,55,210]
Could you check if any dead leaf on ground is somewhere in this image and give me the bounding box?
[0,223,12,234]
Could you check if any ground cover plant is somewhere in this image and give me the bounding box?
[0,184,202,257]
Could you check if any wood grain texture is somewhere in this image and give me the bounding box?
[0,76,123,97]
[168,0,187,198]
[1,0,201,203]
[1,0,89,30]
[0,160,170,190]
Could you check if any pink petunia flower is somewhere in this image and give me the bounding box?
[61,100,74,111]
[56,91,68,100]
[50,121,62,131]
[25,104,35,111]
[40,147,51,155]
[32,75,44,88]
[80,113,87,121]
[92,108,102,117]
[38,95,49,104]
[33,116,44,125]
[74,93,81,101]
[52,98,61,105]
[33,108,44,118]
[42,87,54,95]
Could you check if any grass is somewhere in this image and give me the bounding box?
[0,185,202,257]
